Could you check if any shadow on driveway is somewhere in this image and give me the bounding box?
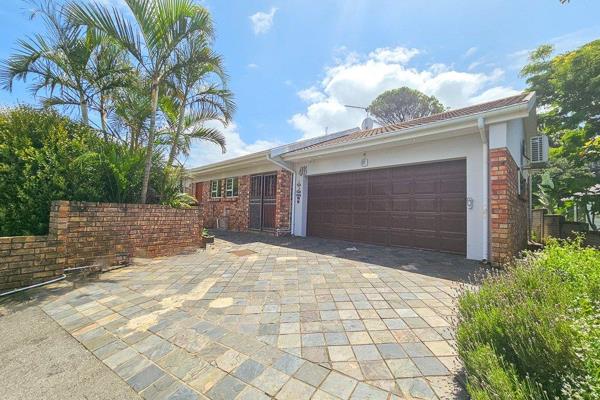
[210,230,485,284]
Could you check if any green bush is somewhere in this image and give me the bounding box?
[457,239,600,400]
[0,106,188,236]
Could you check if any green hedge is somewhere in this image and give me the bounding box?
[457,239,600,399]
[0,106,187,236]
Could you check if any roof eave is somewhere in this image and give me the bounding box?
[186,150,270,177]
[282,95,535,161]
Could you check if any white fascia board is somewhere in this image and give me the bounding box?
[186,151,269,176]
[282,98,534,162]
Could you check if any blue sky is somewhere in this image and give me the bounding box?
[1,0,599,167]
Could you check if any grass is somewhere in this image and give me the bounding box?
[456,238,600,399]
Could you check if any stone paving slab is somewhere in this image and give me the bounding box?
[37,232,477,399]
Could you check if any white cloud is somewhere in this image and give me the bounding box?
[368,47,419,64]
[184,121,281,168]
[297,86,326,103]
[464,47,478,57]
[289,46,519,139]
[247,63,259,69]
[249,7,277,35]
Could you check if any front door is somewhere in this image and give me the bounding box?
[250,173,277,231]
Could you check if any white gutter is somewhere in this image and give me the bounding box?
[478,117,489,262]
[283,98,533,161]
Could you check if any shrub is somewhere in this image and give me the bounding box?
[457,239,600,400]
[0,106,191,236]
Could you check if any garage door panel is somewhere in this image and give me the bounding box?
[391,181,412,194]
[391,213,411,226]
[413,198,437,212]
[392,198,411,211]
[335,212,353,225]
[370,198,392,211]
[441,198,466,212]
[337,198,353,211]
[389,230,413,247]
[414,180,437,194]
[353,212,369,226]
[441,215,467,233]
[441,179,466,194]
[307,159,466,255]
[370,182,390,196]
[413,214,438,230]
[370,213,392,228]
[353,199,369,211]
[354,183,369,196]
[413,232,438,249]
[368,229,390,245]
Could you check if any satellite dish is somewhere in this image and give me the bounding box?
[361,117,374,130]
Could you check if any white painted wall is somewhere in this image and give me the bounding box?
[489,119,525,167]
[291,132,486,260]
[507,119,525,168]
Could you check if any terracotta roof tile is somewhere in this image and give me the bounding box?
[291,92,531,153]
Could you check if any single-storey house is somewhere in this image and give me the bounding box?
[186,92,538,263]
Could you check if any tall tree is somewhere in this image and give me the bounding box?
[367,87,445,126]
[67,0,215,203]
[159,96,226,166]
[163,36,234,166]
[0,0,129,127]
[521,40,600,227]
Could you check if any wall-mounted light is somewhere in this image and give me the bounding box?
[361,153,368,167]
[467,197,474,209]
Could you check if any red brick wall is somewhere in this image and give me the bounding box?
[199,176,250,231]
[275,170,292,235]
[56,201,202,269]
[0,236,64,291]
[489,148,528,264]
[196,169,292,234]
[0,201,202,292]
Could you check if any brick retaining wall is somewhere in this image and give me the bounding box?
[0,201,202,292]
[0,236,64,291]
[489,147,528,264]
[55,201,202,269]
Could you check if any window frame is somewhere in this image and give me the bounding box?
[225,177,239,198]
[210,179,222,198]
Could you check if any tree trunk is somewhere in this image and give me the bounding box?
[80,93,89,126]
[100,94,108,139]
[140,79,160,204]
[167,94,187,167]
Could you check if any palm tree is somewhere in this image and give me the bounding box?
[67,0,215,203]
[86,34,134,135]
[159,96,226,166]
[110,76,153,150]
[0,0,93,124]
[0,1,130,127]
[164,36,234,166]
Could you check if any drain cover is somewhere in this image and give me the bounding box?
[229,249,257,257]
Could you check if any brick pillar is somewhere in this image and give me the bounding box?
[275,170,292,235]
[489,148,528,264]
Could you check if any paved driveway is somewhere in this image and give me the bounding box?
[28,232,480,399]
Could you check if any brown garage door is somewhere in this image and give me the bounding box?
[307,159,467,254]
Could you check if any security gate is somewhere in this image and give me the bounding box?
[249,173,277,231]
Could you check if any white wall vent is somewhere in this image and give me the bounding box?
[530,135,549,164]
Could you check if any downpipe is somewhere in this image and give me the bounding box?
[478,117,489,262]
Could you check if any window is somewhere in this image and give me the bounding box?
[210,180,221,198]
[225,177,239,197]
